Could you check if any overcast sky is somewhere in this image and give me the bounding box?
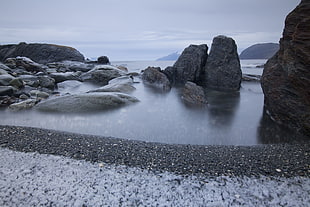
[0,0,300,60]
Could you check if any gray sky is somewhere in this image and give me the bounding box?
[0,0,300,60]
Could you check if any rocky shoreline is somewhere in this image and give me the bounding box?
[0,125,309,178]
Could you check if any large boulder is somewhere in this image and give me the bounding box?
[142,67,171,91]
[163,44,208,86]
[261,0,310,136]
[80,65,126,85]
[35,92,139,112]
[181,81,208,106]
[0,42,85,64]
[203,35,242,91]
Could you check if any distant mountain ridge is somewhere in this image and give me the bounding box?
[156,52,180,61]
[240,43,279,59]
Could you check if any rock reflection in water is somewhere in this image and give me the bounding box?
[257,109,309,144]
[206,89,240,128]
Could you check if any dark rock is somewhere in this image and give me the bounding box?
[19,75,40,88]
[203,35,242,91]
[0,96,17,107]
[19,75,55,89]
[4,57,46,73]
[240,43,279,59]
[0,42,85,64]
[261,0,310,136]
[0,86,15,96]
[97,56,110,65]
[163,44,208,86]
[181,81,208,106]
[80,65,126,85]
[37,76,55,90]
[36,92,139,112]
[142,67,171,91]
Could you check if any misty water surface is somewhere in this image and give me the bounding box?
[0,60,301,145]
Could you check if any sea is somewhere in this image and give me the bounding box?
[0,59,299,145]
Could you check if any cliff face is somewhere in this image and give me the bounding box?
[0,42,85,64]
[261,0,310,136]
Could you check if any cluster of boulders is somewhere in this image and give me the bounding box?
[0,45,139,112]
[261,0,310,137]
[142,35,242,106]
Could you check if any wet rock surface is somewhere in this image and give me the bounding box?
[203,35,242,91]
[35,92,139,112]
[164,44,208,86]
[142,66,171,91]
[0,125,308,178]
[261,0,310,136]
[181,81,208,106]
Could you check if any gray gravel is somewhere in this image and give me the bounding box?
[0,125,309,177]
[0,125,309,206]
[1,148,309,206]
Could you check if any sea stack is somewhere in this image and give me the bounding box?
[261,0,310,136]
[203,35,242,91]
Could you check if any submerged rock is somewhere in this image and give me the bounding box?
[181,81,208,106]
[36,92,139,112]
[142,67,171,91]
[203,35,242,91]
[164,44,208,86]
[261,0,310,136]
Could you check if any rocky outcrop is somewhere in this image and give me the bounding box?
[35,92,139,113]
[261,0,310,136]
[142,67,171,91]
[0,52,131,110]
[240,43,279,59]
[0,42,85,64]
[203,35,242,91]
[181,81,208,107]
[163,44,208,86]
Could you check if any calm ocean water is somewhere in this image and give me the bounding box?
[0,59,300,145]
